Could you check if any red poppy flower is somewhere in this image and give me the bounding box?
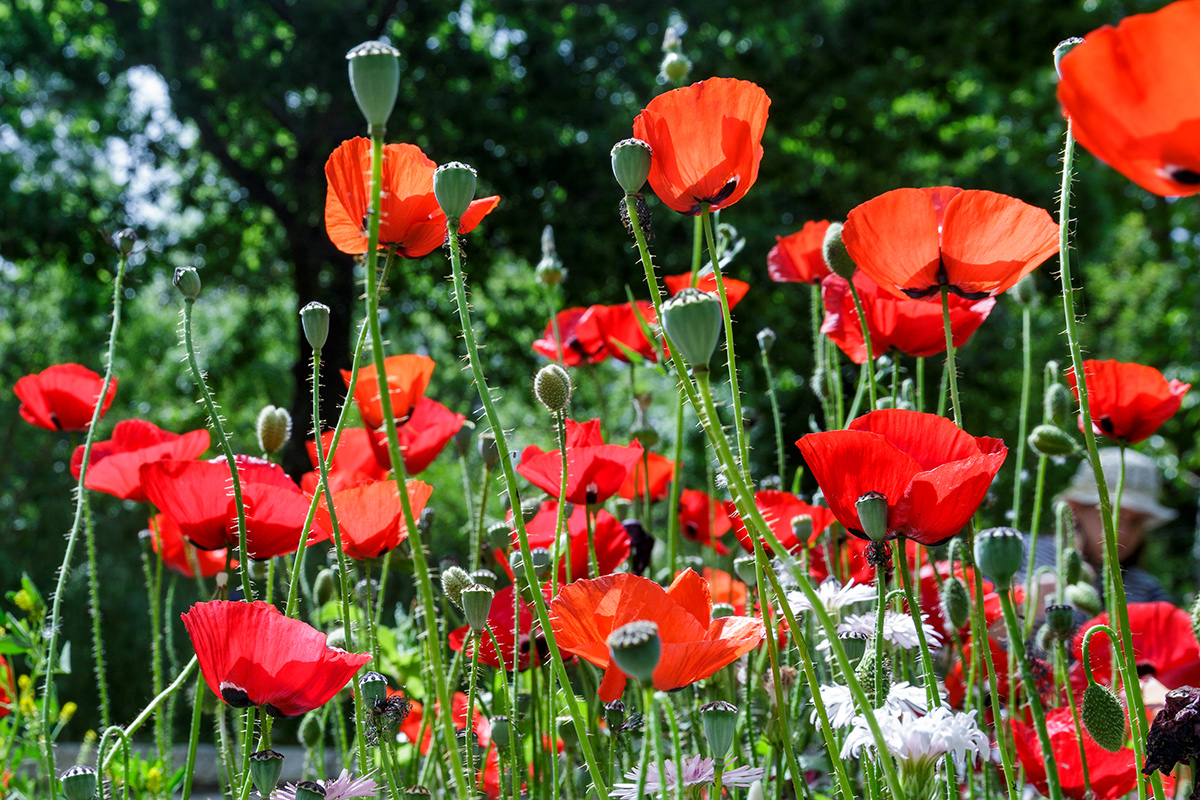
[1012,706,1141,800]
[841,186,1059,300]
[70,420,210,503]
[549,569,765,701]
[1073,602,1200,690]
[946,636,1011,709]
[400,691,491,754]
[342,354,436,432]
[532,307,608,366]
[619,452,676,502]
[516,500,630,583]
[365,397,466,476]
[15,364,117,432]
[797,409,1007,545]
[632,77,770,216]
[664,272,750,310]
[517,419,644,506]
[147,514,232,579]
[575,302,659,363]
[182,600,370,717]
[314,479,432,560]
[448,586,543,672]
[677,489,734,555]
[767,221,833,284]
[302,428,389,496]
[0,655,12,718]
[324,138,500,256]
[703,567,748,615]
[820,272,995,365]
[729,490,836,555]
[1067,359,1190,444]
[1057,1,1200,197]
[808,535,875,585]
[141,456,328,559]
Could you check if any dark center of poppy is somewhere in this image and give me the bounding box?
[263,703,287,719]
[1137,663,1157,678]
[1169,167,1200,186]
[901,256,993,301]
[687,178,741,215]
[586,484,599,505]
[221,685,251,708]
[1098,416,1115,436]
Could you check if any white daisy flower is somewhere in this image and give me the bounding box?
[785,577,876,617]
[841,707,989,771]
[831,610,942,650]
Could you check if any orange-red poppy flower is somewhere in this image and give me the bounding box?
[1057,1,1200,197]
[401,692,491,754]
[301,428,389,496]
[365,397,466,475]
[619,452,676,502]
[517,419,644,506]
[729,490,836,555]
[15,363,117,432]
[702,567,748,615]
[1067,359,1190,444]
[314,479,432,560]
[70,419,210,503]
[324,138,500,256]
[677,489,734,555]
[820,272,995,365]
[549,569,765,701]
[808,534,875,585]
[575,302,660,364]
[1073,602,1200,690]
[147,514,233,579]
[768,221,833,284]
[841,187,1058,300]
[632,77,770,215]
[664,271,750,309]
[342,355,435,431]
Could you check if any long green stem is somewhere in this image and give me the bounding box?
[760,344,786,480]
[554,413,570,589]
[940,288,963,427]
[665,397,685,578]
[41,251,126,787]
[82,500,110,730]
[895,539,941,710]
[1013,305,1033,527]
[180,677,205,800]
[848,279,879,410]
[1055,642,1092,797]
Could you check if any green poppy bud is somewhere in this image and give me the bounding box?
[487,521,511,553]
[173,266,202,300]
[313,568,337,606]
[733,555,758,588]
[604,700,626,729]
[1066,582,1102,616]
[295,780,328,800]
[440,566,472,610]
[529,548,553,579]
[607,620,662,683]
[1046,604,1076,640]
[112,227,138,256]
[359,671,389,706]
[1029,424,1079,457]
[611,138,653,194]
[256,405,292,456]
[433,162,477,222]
[470,568,497,589]
[661,288,722,373]
[300,301,331,352]
[490,715,511,748]
[660,51,692,84]
[1012,273,1038,306]
[249,749,285,798]
[60,766,98,800]
[822,222,857,280]
[478,430,500,468]
[941,576,971,631]
[1081,683,1127,752]
[973,527,1025,590]
[712,603,735,619]
[856,491,890,542]
[757,327,776,354]
[508,551,529,587]
[791,515,814,547]
[855,649,891,708]
[1054,37,1085,79]
[534,364,573,413]
[346,41,401,133]
[453,419,475,458]
[461,585,494,633]
[299,710,324,748]
[1044,382,1075,429]
[701,700,739,761]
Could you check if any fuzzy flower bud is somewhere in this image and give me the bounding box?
[1044,382,1075,429]
[440,566,472,610]
[941,576,971,631]
[534,364,573,413]
[112,227,138,256]
[1066,582,1102,616]
[1029,424,1079,456]
[822,222,857,280]
[1082,683,1128,752]
[173,266,201,300]
[256,405,292,456]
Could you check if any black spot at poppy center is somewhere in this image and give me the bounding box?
[1169,168,1200,186]
[221,686,251,708]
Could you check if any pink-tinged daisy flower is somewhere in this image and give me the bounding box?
[272,770,379,800]
[611,755,763,800]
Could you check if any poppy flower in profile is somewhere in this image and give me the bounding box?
[324,138,500,257]
[448,586,543,672]
[1073,602,1200,690]
[365,397,466,475]
[342,355,435,431]
[516,500,630,583]
[841,186,1059,300]
[677,489,734,555]
[619,452,676,503]
[147,514,232,579]
[1057,1,1200,197]
[182,600,370,717]
[141,456,328,559]
[797,409,1007,545]
[400,692,491,754]
[517,419,644,506]
[729,490,836,555]
[820,272,995,365]
[15,364,118,432]
[70,420,210,503]
[632,77,770,216]
[575,302,659,363]
[549,569,765,701]
[768,220,832,284]
[664,271,751,310]
[315,479,432,560]
[1067,359,1190,444]
[1012,707,1141,800]
[533,307,608,366]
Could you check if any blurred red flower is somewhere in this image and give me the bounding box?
[1074,602,1200,690]
[1012,706,1141,800]
[1057,1,1200,197]
[518,419,643,506]
[315,479,432,560]
[533,307,608,366]
[677,489,733,555]
[518,500,630,583]
[703,567,748,615]
[808,534,875,585]
[768,221,832,284]
[619,452,676,502]
[729,490,836,555]
[1067,359,1190,444]
[664,271,750,309]
[70,420,210,503]
[918,560,1021,641]
[324,138,499,256]
[841,186,1058,300]
[401,691,491,753]
[341,354,435,432]
[577,302,659,363]
[147,514,232,579]
[15,363,117,432]
[632,78,770,215]
[182,600,370,717]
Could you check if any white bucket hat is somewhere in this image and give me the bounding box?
[1058,447,1176,530]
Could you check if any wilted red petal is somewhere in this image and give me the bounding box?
[15,363,118,432]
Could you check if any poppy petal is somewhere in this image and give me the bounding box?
[842,188,943,300]
[938,190,1059,297]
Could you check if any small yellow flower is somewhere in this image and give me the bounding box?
[146,766,162,793]
[19,696,35,716]
[13,590,33,613]
[16,674,30,692]
[58,701,77,724]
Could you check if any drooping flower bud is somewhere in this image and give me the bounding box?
[60,766,98,800]
[1066,582,1102,616]
[461,585,494,633]
[112,227,138,256]
[940,576,971,631]
[701,700,739,761]
[299,710,324,748]
[359,671,389,706]
[256,405,292,455]
[611,138,653,195]
[1063,547,1084,585]
[534,364,573,413]
[855,492,889,542]
[313,568,337,606]
[1028,424,1079,457]
[1081,683,1127,752]
[607,620,662,683]
[440,566,472,610]
[433,162,478,222]
[822,222,857,280]
[1044,382,1074,429]
[661,288,722,372]
[346,41,401,132]
[249,749,285,798]
[300,301,331,352]
[173,266,202,300]
[973,527,1025,590]
[1053,37,1085,79]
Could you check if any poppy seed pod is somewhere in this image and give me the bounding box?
[295,781,328,800]
[611,138,653,195]
[534,364,573,413]
[249,749,285,798]
[470,568,496,589]
[529,547,553,579]
[440,566,472,610]
[973,527,1025,590]
[433,162,478,222]
[403,787,433,800]
[358,671,389,706]
[712,602,735,619]
[855,492,889,542]
[733,555,758,587]
[60,766,98,800]
[346,41,401,132]
[1044,382,1074,429]
[701,700,739,761]
[822,222,857,280]
[607,620,661,683]
[1063,548,1083,586]
[604,700,626,729]
[461,585,494,633]
[300,301,331,352]
[486,521,511,552]
[256,405,292,456]
[113,227,138,256]
[173,266,202,300]
[1046,604,1076,640]
[940,576,971,631]
[661,288,722,372]
[490,715,511,748]
[1082,683,1127,752]
[790,515,813,546]
[1028,424,1079,457]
